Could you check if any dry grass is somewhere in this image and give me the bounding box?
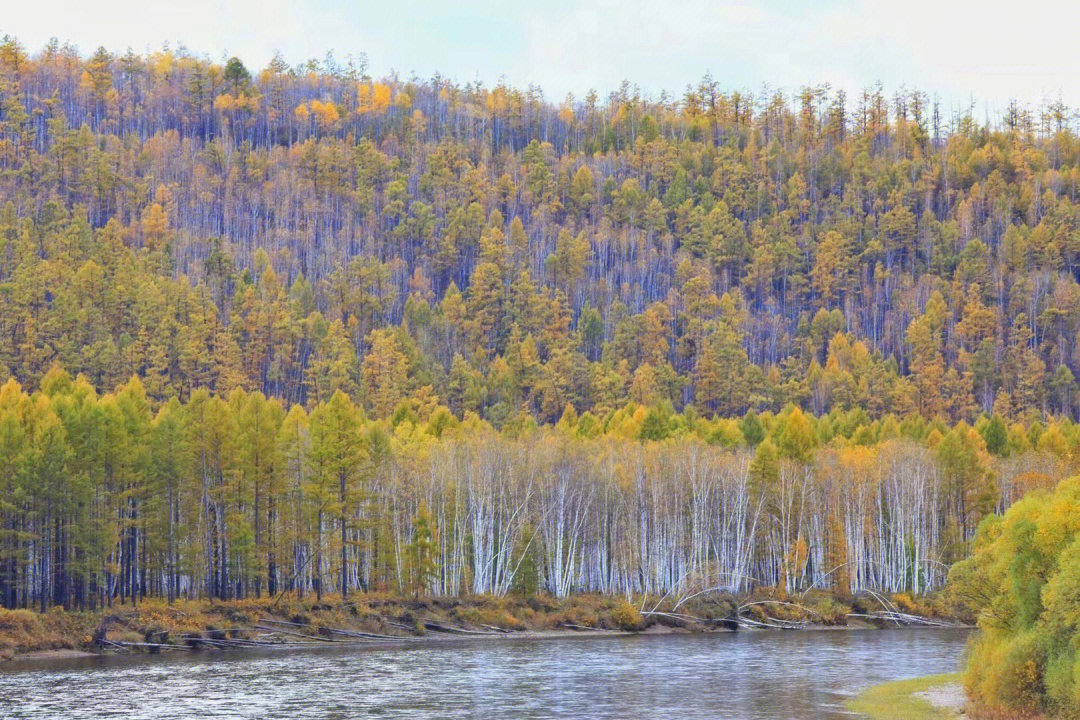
[0,587,964,661]
[0,607,96,659]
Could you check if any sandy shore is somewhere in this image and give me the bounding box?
[915,681,967,718]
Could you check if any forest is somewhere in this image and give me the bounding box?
[0,365,1074,613]
[0,34,1077,647]
[0,37,1079,424]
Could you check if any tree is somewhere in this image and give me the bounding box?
[360,330,409,418]
[778,407,815,463]
[234,391,284,597]
[223,57,250,91]
[277,404,309,598]
[811,231,851,307]
[148,398,189,603]
[308,317,359,405]
[936,424,995,552]
[404,503,437,598]
[307,391,368,599]
[980,414,1009,457]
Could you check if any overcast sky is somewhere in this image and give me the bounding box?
[2,0,1075,114]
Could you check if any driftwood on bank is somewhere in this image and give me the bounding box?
[100,639,189,651]
[639,589,965,631]
[423,621,500,635]
[479,624,513,634]
[845,611,961,627]
[253,624,338,642]
[258,617,408,641]
[641,610,710,624]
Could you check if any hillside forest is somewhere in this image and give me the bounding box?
[1,36,1080,638]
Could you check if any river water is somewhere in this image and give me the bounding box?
[0,627,970,719]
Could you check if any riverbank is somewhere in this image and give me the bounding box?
[847,673,966,719]
[0,589,964,662]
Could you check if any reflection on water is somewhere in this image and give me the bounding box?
[0,628,970,719]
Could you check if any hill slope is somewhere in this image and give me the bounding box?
[0,38,1078,423]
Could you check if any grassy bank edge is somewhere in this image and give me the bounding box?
[846,673,964,720]
[0,590,963,662]
[0,592,702,661]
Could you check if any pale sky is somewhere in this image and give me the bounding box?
[2,0,1076,114]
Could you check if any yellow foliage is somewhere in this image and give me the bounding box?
[358,83,393,114]
[213,93,236,112]
[309,99,341,128]
[141,202,168,249]
[610,600,645,631]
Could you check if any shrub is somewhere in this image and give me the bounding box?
[609,600,645,631]
[952,476,1080,718]
[997,632,1048,711]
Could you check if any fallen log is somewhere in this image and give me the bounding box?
[845,611,958,628]
[253,624,338,642]
[104,640,189,651]
[479,624,513,634]
[422,621,499,635]
[259,618,407,641]
[255,618,308,628]
[733,614,810,630]
[641,610,705,623]
[323,628,408,641]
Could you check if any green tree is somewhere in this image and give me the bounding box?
[308,390,368,599]
[404,503,438,598]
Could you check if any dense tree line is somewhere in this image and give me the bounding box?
[1,367,1075,610]
[3,38,1080,422]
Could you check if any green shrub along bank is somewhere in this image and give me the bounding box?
[948,476,1080,718]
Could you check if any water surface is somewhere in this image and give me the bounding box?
[0,628,970,719]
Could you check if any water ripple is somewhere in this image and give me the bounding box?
[0,628,971,719]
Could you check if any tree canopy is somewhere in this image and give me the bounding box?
[0,38,1079,425]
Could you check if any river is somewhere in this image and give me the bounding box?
[0,627,970,719]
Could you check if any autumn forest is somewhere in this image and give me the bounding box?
[3,36,1080,696]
